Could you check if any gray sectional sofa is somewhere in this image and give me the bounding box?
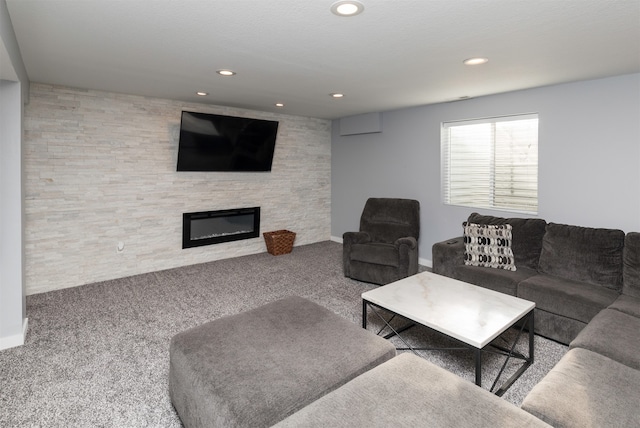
[432,212,626,345]
[433,215,640,427]
[520,232,640,427]
[168,220,639,426]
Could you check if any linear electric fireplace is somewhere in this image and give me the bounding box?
[183,207,260,249]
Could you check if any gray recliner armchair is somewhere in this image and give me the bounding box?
[343,198,420,285]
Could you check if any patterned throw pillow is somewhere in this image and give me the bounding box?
[463,223,516,271]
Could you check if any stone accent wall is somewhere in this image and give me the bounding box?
[23,84,331,295]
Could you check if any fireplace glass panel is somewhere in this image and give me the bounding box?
[191,214,255,241]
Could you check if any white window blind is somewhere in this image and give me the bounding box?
[441,114,538,213]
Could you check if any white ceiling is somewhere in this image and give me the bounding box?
[5,0,640,119]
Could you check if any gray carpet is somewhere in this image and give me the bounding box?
[0,241,567,427]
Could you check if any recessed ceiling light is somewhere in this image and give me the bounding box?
[216,69,236,76]
[331,1,364,16]
[330,93,345,98]
[196,91,208,96]
[463,57,488,66]
[275,103,285,107]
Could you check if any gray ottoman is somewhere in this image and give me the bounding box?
[169,296,396,428]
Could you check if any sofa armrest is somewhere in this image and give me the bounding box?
[396,237,419,278]
[432,237,465,278]
[343,231,372,276]
[395,236,417,250]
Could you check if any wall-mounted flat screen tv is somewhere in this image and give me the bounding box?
[177,111,279,172]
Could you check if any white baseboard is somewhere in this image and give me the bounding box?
[420,258,433,269]
[330,236,432,268]
[0,318,28,351]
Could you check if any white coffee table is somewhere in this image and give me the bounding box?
[362,271,535,396]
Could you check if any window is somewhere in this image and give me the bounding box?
[441,114,538,213]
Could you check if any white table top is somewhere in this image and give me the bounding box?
[361,271,535,349]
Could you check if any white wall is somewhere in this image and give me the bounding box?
[0,0,28,350]
[0,80,27,350]
[332,74,640,265]
[23,84,331,294]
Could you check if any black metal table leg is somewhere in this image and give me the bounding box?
[475,348,482,387]
[529,309,535,363]
[362,300,367,329]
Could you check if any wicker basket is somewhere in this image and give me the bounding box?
[263,230,296,255]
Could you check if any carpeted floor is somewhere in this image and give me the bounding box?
[0,241,567,427]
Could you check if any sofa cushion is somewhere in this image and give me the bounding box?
[521,348,640,428]
[350,242,399,267]
[532,308,587,345]
[275,353,551,428]
[538,223,624,290]
[623,232,640,298]
[518,274,619,323]
[608,294,640,318]
[467,212,547,270]
[463,223,516,271]
[569,308,640,370]
[454,265,537,296]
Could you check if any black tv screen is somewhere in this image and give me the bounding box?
[177,111,279,172]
